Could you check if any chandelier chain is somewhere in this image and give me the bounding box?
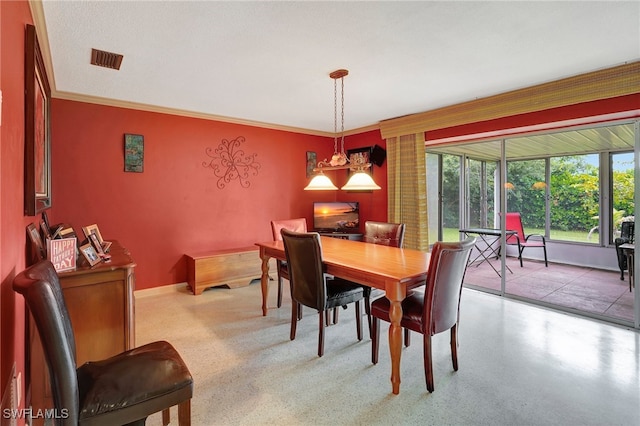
[334,77,338,153]
[340,76,345,155]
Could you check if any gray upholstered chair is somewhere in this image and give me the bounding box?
[271,218,308,308]
[281,229,364,357]
[13,260,193,426]
[371,237,475,392]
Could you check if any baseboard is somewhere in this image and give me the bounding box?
[134,282,188,298]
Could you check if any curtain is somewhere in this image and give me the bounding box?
[387,133,429,251]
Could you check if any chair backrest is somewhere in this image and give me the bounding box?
[505,212,526,244]
[271,218,308,241]
[280,229,327,311]
[423,237,475,335]
[620,221,634,243]
[13,260,79,425]
[363,221,406,248]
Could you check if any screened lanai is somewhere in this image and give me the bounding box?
[425,120,639,328]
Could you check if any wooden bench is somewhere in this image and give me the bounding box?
[185,246,275,295]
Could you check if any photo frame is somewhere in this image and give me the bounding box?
[346,146,373,176]
[79,243,101,266]
[27,223,46,261]
[124,134,144,172]
[88,233,105,257]
[24,24,52,216]
[82,224,104,244]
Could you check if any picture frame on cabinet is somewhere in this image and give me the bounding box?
[82,224,104,244]
[27,223,46,261]
[89,233,105,255]
[24,24,52,216]
[79,243,101,266]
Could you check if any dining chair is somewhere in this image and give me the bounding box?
[281,229,364,357]
[13,260,193,425]
[504,212,548,267]
[370,237,475,392]
[360,221,406,336]
[270,218,307,308]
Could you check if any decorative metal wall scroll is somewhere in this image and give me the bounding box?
[203,136,260,189]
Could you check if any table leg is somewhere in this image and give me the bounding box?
[260,254,270,316]
[388,299,403,394]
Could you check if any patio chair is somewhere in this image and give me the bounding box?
[504,212,548,267]
[615,221,635,280]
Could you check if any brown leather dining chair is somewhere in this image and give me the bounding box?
[270,218,307,308]
[281,229,364,357]
[13,260,193,426]
[361,221,406,334]
[370,237,475,392]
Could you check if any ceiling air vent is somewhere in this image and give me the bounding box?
[90,48,123,70]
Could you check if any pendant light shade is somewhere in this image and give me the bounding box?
[341,171,382,191]
[304,173,339,190]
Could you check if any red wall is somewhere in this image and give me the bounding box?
[0,0,34,418]
[50,101,390,289]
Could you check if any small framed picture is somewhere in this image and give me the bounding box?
[124,133,144,173]
[346,147,373,176]
[40,220,51,240]
[79,243,101,266]
[306,151,317,178]
[88,233,105,257]
[27,223,46,261]
[82,224,103,244]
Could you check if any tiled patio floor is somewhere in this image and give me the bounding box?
[463,256,635,323]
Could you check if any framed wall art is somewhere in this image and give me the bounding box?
[306,151,317,178]
[124,134,144,172]
[346,146,373,176]
[24,24,52,216]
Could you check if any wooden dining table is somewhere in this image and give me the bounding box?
[255,236,430,394]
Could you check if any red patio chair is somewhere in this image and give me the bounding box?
[505,212,548,267]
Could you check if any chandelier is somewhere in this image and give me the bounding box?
[304,69,381,191]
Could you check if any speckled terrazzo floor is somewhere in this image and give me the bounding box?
[136,282,639,426]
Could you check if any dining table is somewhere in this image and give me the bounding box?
[255,236,430,395]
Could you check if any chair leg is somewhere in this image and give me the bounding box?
[276,275,283,308]
[178,399,191,426]
[162,408,170,425]
[450,324,459,371]
[290,301,298,340]
[542,245,548,267]
[355,300,362,341]
[371,317,380,364]
[518,245,524,267]
[363,288,372,339]
[404,328,410,347]
[318,310,325,357]
[424,334,434,392]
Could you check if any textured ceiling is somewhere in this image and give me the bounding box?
[36,1,640,134]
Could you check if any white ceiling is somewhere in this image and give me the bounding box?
[37,1,640,135]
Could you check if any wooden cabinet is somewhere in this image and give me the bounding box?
[27,241,136,424]
[186,246,276,295]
